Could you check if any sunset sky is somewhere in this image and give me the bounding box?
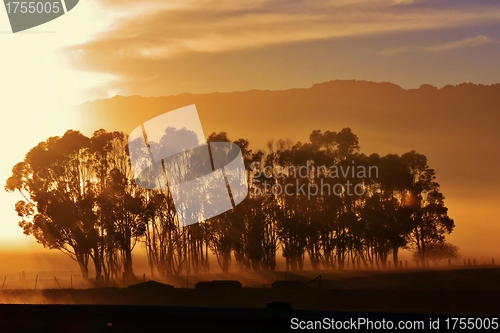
[0,0,499,265]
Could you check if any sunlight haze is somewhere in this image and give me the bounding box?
[1,0,499,272]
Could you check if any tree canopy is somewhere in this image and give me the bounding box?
[5,127,455,281]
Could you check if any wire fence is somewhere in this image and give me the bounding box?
[0,271,86,290]
[0,257,496,290]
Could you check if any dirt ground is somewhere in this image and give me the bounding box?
[1,267,498,316]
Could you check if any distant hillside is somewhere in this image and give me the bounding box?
[76,80,500,198]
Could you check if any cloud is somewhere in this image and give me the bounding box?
[69,0,500,61]
[425,35,493,52]
[63,0,500,98]
[381,35,495,55]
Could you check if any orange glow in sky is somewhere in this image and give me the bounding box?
[0,0,499,267]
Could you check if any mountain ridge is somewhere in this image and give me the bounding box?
[79,79,500,107]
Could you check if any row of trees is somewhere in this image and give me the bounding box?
[5,128,455,282]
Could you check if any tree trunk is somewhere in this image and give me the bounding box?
[392,247,399,268]
[77,258,89,281]
[93,261,102,284]
[123,248,134,280]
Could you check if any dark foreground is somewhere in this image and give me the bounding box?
[0,267,499,332]
[0,304,475,333]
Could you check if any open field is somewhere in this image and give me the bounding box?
[1,267,498,316]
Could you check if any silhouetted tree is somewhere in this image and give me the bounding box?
[402,151,455,265]
[6,130,146,282]
[412,242,459,266]
[5,131,97,279]
[6,127,456,278]
[144,189,186,277]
